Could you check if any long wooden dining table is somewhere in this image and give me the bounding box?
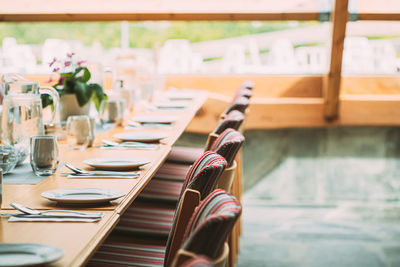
[0,91,207,267]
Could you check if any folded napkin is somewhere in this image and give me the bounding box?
[126,123,173,129]
[8,212,103,222]
[67,174,139,179]
[100,144,159,150]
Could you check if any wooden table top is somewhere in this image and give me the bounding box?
[0,91,207,267]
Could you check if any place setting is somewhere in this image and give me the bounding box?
[0,243,64,267]
[125,115,178,129]
[100,131,169,150]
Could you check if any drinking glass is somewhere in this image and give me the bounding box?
[66,115,93,150]
[137,73,156,104]
[99,99,125,126]
[30,136,59,176]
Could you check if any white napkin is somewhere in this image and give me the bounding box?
[67,174,139,179]
[9,217,101,222]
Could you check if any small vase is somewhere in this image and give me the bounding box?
[59,94,91,121]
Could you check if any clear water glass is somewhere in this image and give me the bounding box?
[99,99,125,126]
[30,136,59,177]
[66,115,93,150]
[0,145,18,174]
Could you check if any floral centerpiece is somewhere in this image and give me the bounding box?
[42,53,107,120]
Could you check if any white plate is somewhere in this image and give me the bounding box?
[113,132,169,143]
[41,188,126,204]
[0,243,63,267]
[132,115,178,124]
[83,157,150,170]
[165,91,196,100]
[153,101,189,109]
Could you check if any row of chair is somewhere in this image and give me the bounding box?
[86,81,254,266]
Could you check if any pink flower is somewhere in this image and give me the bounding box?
[53,67,60,73]
[45,77,53,84]
[66,53,75,58]
[77,60,86,66]
[58,76,65,86]
[49,57,57,67]
[64,61,71,67]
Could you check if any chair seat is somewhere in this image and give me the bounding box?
[115,202,175,236]
[86,235,166,267]
[154,163,191,181]
[138,179,183,202]
[166,146,204,164]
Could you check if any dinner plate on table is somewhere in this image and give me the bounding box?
[165,91,196,100]
[132,115,178,124]
[83,157,150,170]
[41,188,126,204]
[152,101,189,109]
[0,243,63,267]
[113,132,169,143]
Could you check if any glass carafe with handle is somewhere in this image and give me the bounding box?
[1,74,59,164]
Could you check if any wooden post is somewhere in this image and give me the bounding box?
[324,0,349,120]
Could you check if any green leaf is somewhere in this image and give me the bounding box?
[41,94,53,108]
[74,81,92,107]
[88,83,107,111]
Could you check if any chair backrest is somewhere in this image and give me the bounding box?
[165,152,227,266]
[210,128,245,167]
[180,189,241,259]
[240,80,254,90]
[223,96,249,115]
[180,151,227,200]
[213,110,245,135]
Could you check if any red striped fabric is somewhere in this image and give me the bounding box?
[87,239,165,267]
[213,110,245,134]
[165,146,204,165]
[223,96,249,115]
[153,162,191,181]
[181,189,242,259]
[210,128,245,167]
[117,205,175,235]
[115,152,227,236]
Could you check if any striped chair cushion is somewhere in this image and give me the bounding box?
[181,256,213,267]
[86,235,166,267]
[138,179,185,202]
[213,110,245,135]
[139,151,226,203]
[153,162,192,181]
[118,152,227,237]
[181,189,241,259]
[166,146,204,164]
[223,96,249,115]
[210,128,245,167]
[116,203,175,236]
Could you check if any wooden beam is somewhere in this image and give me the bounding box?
[166,75,323,98]
[324,0,349,120]
[357,13,400,21]
[0,13,321,22]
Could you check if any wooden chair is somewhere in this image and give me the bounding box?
[173,243,229,267]
[165,109,245,165]
[114,151,227,235]
[139,129,245,203]
[86,189,241,267]
[166,81,253,165]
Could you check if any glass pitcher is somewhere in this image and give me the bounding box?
[1,74,59,164]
